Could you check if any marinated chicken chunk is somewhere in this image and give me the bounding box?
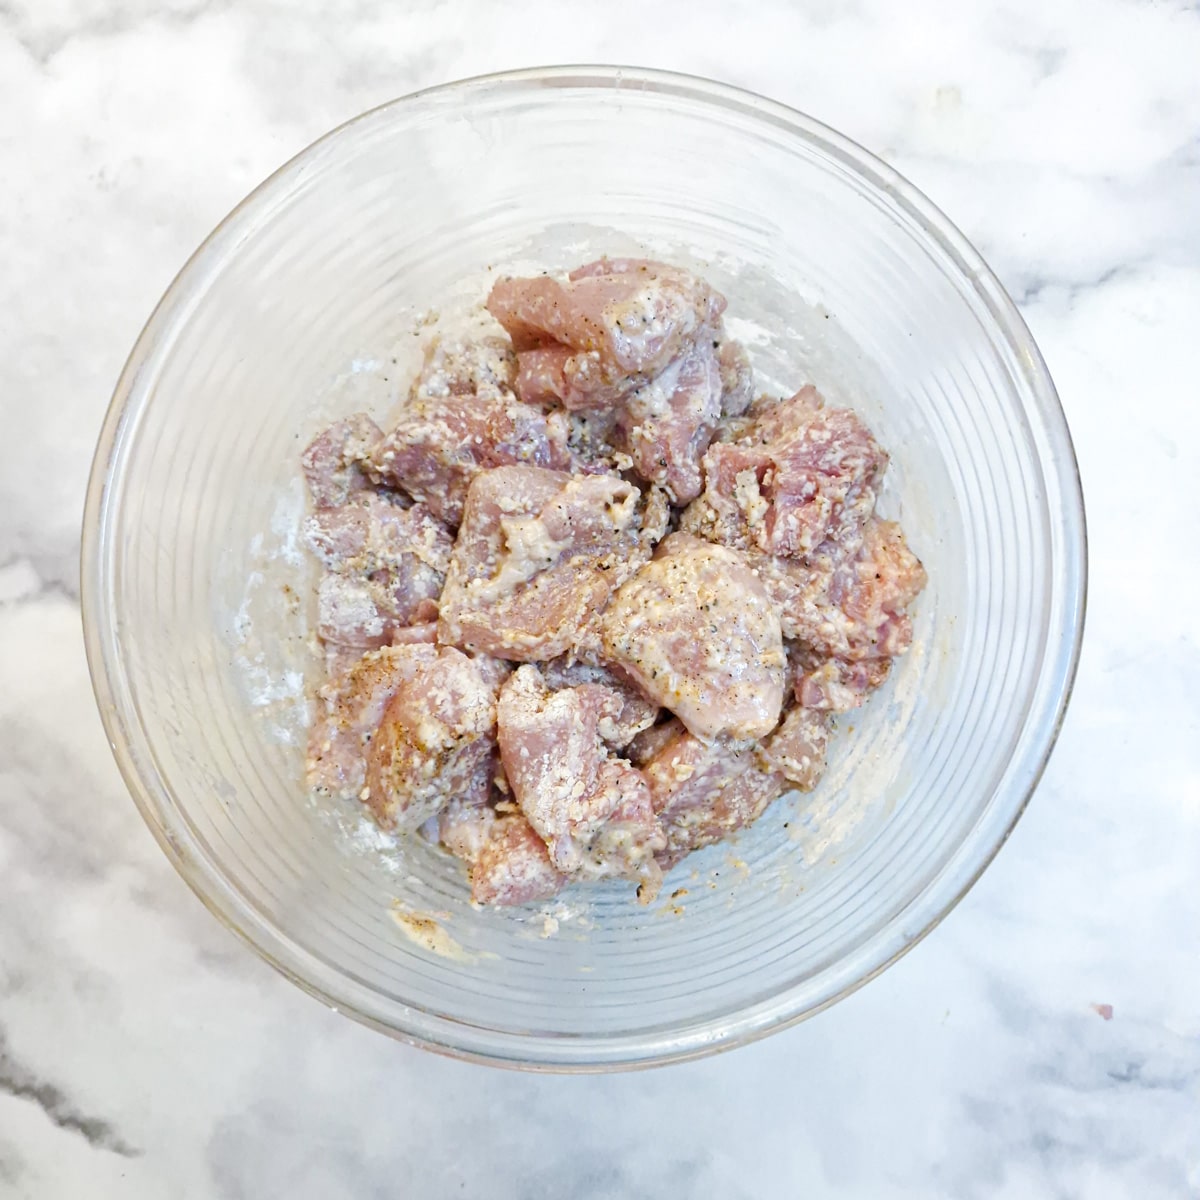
[513,344,573,407]
[757,705,829,789]
[751,518,925,663]
[305,493,451,648]
[715,338,755,417]
[614,335,724,504]
[539,657,659,748]
[641,725,786,867]
[434,797,566,906]
[600,533,785,741]
[301,413,383,508]
[298,253,927,906]
[792,652,893,713]
[497,666,664,891]
[488,258,725,408]
[307,643,439,799]
[365,338,572,526]
[438,465,668,661]
[471,811,566,906]
[362,646,499,830]
[494,260,745,505]
[683,386,886,559]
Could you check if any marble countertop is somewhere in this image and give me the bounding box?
[2,1,1198,1196]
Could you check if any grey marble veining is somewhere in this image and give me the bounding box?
[2,0,1198,1196]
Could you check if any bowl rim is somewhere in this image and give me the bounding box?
[80,63,1087,1071]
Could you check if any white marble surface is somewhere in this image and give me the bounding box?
[2,0,1198,1195]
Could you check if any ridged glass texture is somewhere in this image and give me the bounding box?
[82,67,1085,1069]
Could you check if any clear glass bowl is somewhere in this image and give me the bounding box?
[81,66,1086,1069]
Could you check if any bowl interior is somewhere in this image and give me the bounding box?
[84,68,1084,1068]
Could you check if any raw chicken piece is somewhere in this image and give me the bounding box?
[437,794,496,864]
[495,261,754,501]
[641,725,786,867]
[683,386,887,559]
[614,335,724,504]
[306,644,438,799]
[540,657,659,748]
[497,666,664,891]
[792,652,892,712]
[305,493,452,649]
[832,518,926,659]
[487,258,726,409]
[471,812,566,906]
[600,533,786,741]
[436,797,565,906]
[363,646,498,830]
[751,518,925,662]
[625,716,686,767]
[438,465,668,661]
[300,413,383,508]
[313,574,392,650]
[365,338,572,526]
[716,338,755,417]
[513,344,572,407]
[757,706,829,789]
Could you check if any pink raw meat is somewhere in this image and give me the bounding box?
[600,533,786,741]
[438,465,668,661]
[497,665,664,893]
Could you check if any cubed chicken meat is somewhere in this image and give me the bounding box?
[464,809,566,906]
[362,646,499,831]
[715,337,755,418]
[830,518,927,659]
[306,643,439,799]
[600,533,786,741]
[497,666,664,892]
[613,334,724,504]
[513,344,573,407]
[539,656,659,749]
[487,258,726,409]
[757,705,830,789]
[438,465,669,661]
[305,493,452,649]
[300,413,383,508]
[365,338,572,526]
[752,518,926,663]
[435,797,565,906]
[792,651,893,712]
[683,386,887,559]
[641,725,787,867]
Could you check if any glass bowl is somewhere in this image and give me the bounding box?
[81,66,1086,1069]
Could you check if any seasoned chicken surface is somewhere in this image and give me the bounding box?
[297,255,926,904]
[437,465,666,661]
[366,338,572,526]
[683,386,886,559]
[305,493,451,649]
[497,666,664,893]
[362,646,498,831]
[600,533,786,741]
[306,644,439,800]
[488,258,725,408]
[640,725,786,868]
